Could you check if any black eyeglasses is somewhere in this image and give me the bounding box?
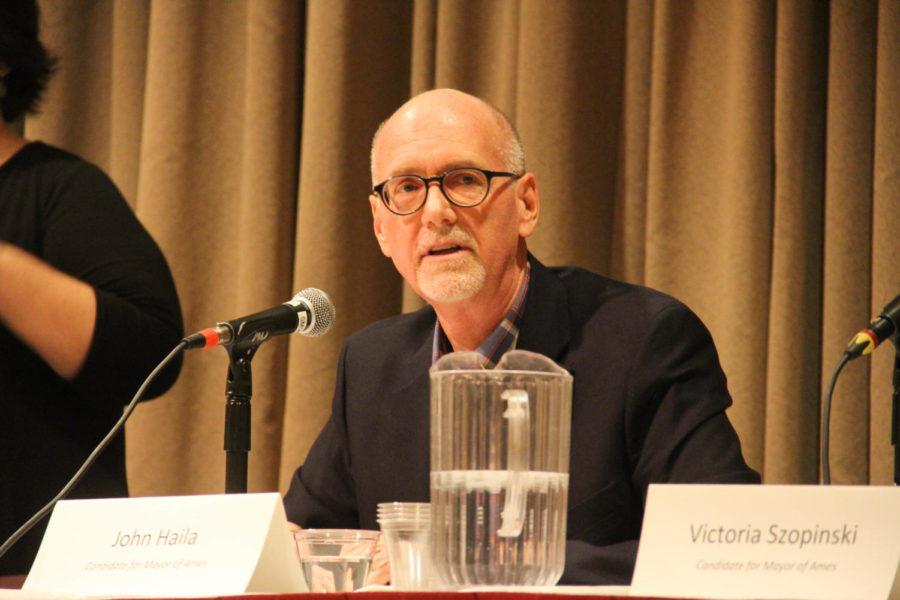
[372,167,522,216]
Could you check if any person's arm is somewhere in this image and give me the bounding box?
[284,344,360,527]
[5,152,183,403]
[561,302,758,585]
[625,303,760,492]
[0,241,96,379]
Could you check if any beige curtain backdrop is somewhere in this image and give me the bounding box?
[23,0,899,495]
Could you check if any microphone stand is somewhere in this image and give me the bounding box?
[223,342,262,494]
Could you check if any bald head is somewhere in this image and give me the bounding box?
[370,89,525,182]
[366,87,541,315]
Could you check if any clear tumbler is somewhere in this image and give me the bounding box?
[376,502,432,590]
[293,529,380,592]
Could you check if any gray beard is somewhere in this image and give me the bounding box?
[416,259,486,303]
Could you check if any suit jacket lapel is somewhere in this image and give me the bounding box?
[517,255,571,364]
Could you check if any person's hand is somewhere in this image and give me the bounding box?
[335,532,388,586]
[366,534,390,586]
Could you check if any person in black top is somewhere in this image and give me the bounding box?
[0,0,183,575]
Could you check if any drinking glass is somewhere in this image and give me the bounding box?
[293,529,381,592]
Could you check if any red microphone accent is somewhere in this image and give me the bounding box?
[862,328,880,346]
[201,328,221,349]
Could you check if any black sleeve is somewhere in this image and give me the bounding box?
[283,343,360,527]
[625,303,760,498]
[561,303,758,585]
[40,160,183,405]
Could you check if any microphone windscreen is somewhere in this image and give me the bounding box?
[297,287,335,336]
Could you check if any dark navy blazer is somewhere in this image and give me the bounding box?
[284,256,759,584]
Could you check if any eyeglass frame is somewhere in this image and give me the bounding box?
[371,167,523,216]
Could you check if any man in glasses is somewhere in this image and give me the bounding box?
[284,88,758,584]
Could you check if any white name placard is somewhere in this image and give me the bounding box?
[631,484,900,600]
[22,492,305,597]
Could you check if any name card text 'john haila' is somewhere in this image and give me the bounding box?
[690,523,858,550]
[111,528,198,548]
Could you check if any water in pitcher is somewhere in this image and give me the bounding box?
[430,469,569,586]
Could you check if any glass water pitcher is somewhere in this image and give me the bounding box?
[429,350,573,586]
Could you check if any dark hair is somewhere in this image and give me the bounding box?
[0,0,58,122]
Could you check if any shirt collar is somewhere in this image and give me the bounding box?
[431,262,531,368]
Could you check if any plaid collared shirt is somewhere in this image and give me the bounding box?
[431,262,531,368]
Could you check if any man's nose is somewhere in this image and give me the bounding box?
[420,181,457,226]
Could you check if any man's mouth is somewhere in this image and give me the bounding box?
[419,228,475,261]
[428,244,464,256]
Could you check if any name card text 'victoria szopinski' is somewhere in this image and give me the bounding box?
[631,484,900,600]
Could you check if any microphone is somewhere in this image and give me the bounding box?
[182,288,335,351]
[844,294,900,359]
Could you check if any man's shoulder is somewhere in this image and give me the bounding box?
[532,260,719,361]
[545,263,692,324]
[337,306,435,391]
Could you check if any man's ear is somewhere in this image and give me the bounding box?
[370,194,391,257]
[515,173,540,238]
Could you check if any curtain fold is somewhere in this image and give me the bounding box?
[516,0,626,276]
[643,0,777,472]
[764,0,828,484]
[821,0,878,485]
[23,0,899,495]
[108,0,150,204]
[611,0,653,285]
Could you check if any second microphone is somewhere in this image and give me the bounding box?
[182,288,335,351]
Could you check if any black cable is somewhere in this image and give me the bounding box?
[821,351,851,485]
[0,341,188,562]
